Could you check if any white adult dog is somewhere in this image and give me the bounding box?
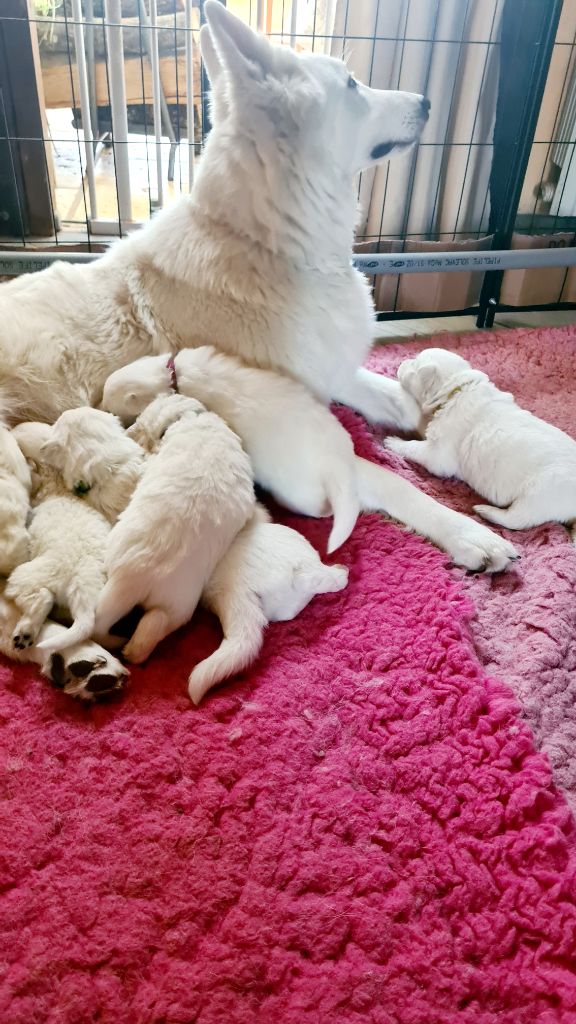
[0,1,516,573]
[189,505,349,704]
[94,394,255,664]
[0,427,30,576]
[102,347,359,553]
[7,422,110,654]
[387,347,576,538]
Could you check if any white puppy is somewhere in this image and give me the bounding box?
[94,394,255,664]
[386,347,576,538]
[7,422,111,654]
[41,407,147,522]
[189,505,349,704]
[101,347,359,554]
[0,427,31,576]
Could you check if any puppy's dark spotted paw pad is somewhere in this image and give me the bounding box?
[45,646,128,701]
[85,673,121,695]
[13,631,35,650]
[67,657,106,678]
[48,652,67,688]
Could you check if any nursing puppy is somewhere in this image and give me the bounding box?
[0,427,31,576]
[386,348,576,538]
[41,407,147,522]
[189,505,349,704]
[102,347,359,553]
[7,422,110,655]
[94,394,255,664]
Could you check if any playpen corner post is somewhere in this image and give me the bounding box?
[477,0,564,329]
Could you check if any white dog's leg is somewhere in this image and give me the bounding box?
[383,438,459,478]
[122,607,171,664]
[333,367,422,431]
[356,457,519,572]
[473,494,545,531]
[11,587,54,650]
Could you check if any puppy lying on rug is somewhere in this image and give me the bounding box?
[386,348,576,538]
[94,394,255,665]
[7,423,111,657]
[189,505,348,704]
[0,426,30,576]
[102,346,359,553]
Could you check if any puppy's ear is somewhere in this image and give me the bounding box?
[40,438,63,466]
[418,364,439,393]
[203,0,274,82]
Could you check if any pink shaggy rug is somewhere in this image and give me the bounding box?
[369,323,576,812]
[1,326,576,1023]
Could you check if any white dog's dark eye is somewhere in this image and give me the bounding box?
[348,75,358,90]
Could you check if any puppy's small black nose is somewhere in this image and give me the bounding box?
[421,97,431,119]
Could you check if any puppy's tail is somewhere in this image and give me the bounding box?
[36,606,95,653]
[569,520,576,545]
[325,466,360,554]
[188,591,266,705]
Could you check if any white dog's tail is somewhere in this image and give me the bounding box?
[188,592,267,705]
[325,468,360,554]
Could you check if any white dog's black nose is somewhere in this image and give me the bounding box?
[421,97,431,120]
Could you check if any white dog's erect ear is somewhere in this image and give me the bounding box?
[203,0,273,81]
[199,25,222,86]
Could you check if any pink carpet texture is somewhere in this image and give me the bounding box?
[1,325,576,1024]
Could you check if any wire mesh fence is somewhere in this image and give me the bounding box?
[1,0,575,322]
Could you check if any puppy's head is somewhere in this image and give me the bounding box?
[41,407,143,493]
[397,348,488,414]
[127,394,205,451]
[102,356,173,424]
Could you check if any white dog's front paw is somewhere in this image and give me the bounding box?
[44,642,129,700]
[383,437,410,457]
[445,520,519,573]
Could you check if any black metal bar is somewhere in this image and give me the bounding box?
[476,0,564,328]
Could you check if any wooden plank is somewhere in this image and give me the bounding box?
[42,52,202,116]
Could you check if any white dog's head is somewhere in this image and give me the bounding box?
[200,1,429,177]
[102,356,173,425]
[41,407,146,520]
[127,393,206,453]
[397,349,489,415]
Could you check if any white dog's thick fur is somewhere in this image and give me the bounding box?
[94,394,255,664]
[7,422,110,655]
[42,407,147,522]
[102,346,359,553]
[0,1,517,572]
[386,348,576,538]
[0,427,30,576]
[189,505,349,704]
